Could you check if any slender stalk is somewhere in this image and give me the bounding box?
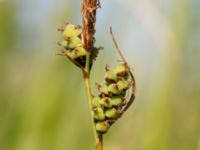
[83,52,103,150]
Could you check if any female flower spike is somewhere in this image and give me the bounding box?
[58,23,87,68]
[92,63,135,134]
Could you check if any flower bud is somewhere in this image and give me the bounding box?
[105,108,119,119]
[117,79,129,91]
[110,96,123,106]
[93,108,105,121]
[108,84,120,95]
[95,121,110,133]
[63,24,82,38]
[105,70,117,83]
[92,97,101,108]
[115,64,128,78]
[100,97,112,108]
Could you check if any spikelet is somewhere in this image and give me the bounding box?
[92,63,135,133]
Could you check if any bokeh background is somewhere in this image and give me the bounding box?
[0,0,200,150]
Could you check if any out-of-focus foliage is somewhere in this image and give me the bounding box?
[0,0,200,150]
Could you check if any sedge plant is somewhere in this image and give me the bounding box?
[57,0,136,149]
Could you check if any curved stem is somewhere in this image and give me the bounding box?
[83,52,103,150]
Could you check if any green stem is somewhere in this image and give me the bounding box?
[84,52,103,150]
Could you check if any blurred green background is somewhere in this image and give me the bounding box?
[0,0,200,150]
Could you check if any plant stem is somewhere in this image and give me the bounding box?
[81,0,102,149]
[96,133,103,150]
[83,52,103,150]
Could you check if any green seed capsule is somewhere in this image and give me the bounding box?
[95,121,110,133]
[92,97,101,108]
[110,96,123,106]
[93,108,105,121]
[105,70,117,83]
[108,84,120,95]
[63,24,82,38]
[100,97,112,108]
[115,64,128,78]
[99,84,109,96]
[68,37,82,49]
[105,108,119,119]
[117,79,129,91]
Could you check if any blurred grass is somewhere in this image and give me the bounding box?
[0,0,200,150]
